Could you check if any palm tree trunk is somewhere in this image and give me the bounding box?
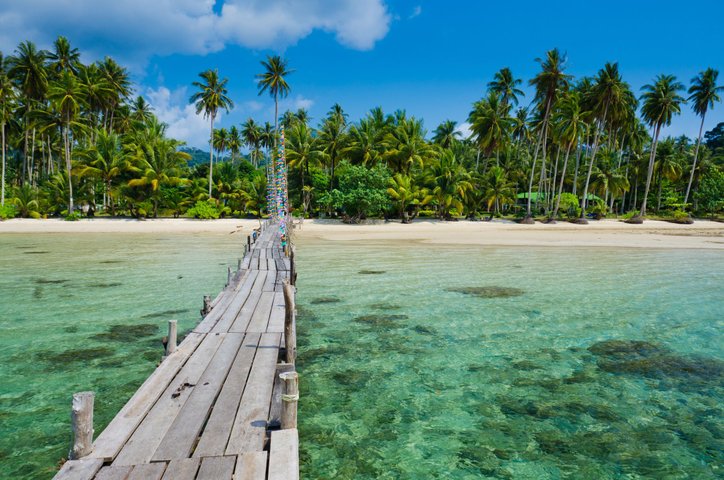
[552,142,573,219]
[29,127,36,186]
[65,117,74,213]
[550,145,561,212]
[640,124,661,217]
[1,121,5,206]
[580,102,609,219]
[683,114,705,206]
[526,97,552,217]
[656,169,663,212]
[208,114,215,198]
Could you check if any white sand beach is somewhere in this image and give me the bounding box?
[1,217,723,249]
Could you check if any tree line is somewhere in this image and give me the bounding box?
[0,39,722,222]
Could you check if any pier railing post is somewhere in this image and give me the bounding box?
[290,246,296,286]
[280,371,299,429]
[237,258,242,271]
[201,295,211,317]
[70,391,95,459]
[166,320,177,356]
[247,235,251,252]
[283,281,296,364]
[226,266,232,287]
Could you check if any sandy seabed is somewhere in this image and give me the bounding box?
[1,217,723,249]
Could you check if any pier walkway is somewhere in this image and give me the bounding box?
[54,222,299,480]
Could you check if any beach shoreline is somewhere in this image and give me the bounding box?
[1,217,723,249]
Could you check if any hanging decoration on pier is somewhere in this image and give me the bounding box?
[276,127,289,248]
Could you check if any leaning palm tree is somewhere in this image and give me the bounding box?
[190,69,233,198]
[684,68,722,206]
[638,75,685,218]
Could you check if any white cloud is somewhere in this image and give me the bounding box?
[409,6,422,19]
[457,122,472,140]
[146,86,218,148]
[0,0,391,66]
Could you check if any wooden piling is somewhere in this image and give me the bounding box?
[237,258,242,271]
[290,246,296,286]
[226,266,232,287]
[247,235,251,252]
[280,371,299,429]
[282,282,296,364]
[70,392,95,459]
[166,320,177,356]
[201,295,211,317]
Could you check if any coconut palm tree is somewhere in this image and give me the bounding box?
[190,69,233,198]
[684,68,722,206]
[383,117,435,175]
[425,150,472,219]
[241,118,261,167]
[484,166,516,215]
[432,120,461,149]
[318,114,347,190]
[286,121,321,211]
[551,92,587,219]
[131,95,154,123]
[469,92,513,168]
[75,129,129,214]
[525,48,572,220]
[213,127,229,165]
[387,173,427,222]
[639,75,685,218]
[346,117,384,166]
[47,36,80,76]
[0,53,15,206]
[98,57,131,131]
[47,70,85,212]
[487,67,524,107]
[228,125,242,165]
[256,55,293,159]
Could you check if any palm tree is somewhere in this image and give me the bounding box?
[469,92,513,168]
[131,95,154,123]
[190,69,233,198]
[488,67,524,107]
[432,120,461,149]
[425,150,472,219]
[525,48,572,219]
[551,92,587,219]
[256,55,293,163]
[228,125,242,165]
[0,53,15,206]
[387,173,427,222]
[213,127,229,164]
[346,118,383,166]
[75,129,129,214]
[684,68,722,206]
[98,57,131,131]
[639,75,685,218]
[318,114,347,190]
[241,118,261,167]
[47,36,80,76]
[286,121,321,211]
[579,62,632,221]
[383,117,435,175]
[47,70,85,212]
[484,166,516,215]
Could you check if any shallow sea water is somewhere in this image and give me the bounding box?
[0,232,243,479]
[296,240,724,479]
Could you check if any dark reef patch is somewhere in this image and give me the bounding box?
[87,282,122,288]
[446,286,525,298]
[140,309,190,318]
[92,323,159,342]
[34,278,70,285]
[358,269,385,275]
[37,346,114,364]
[353,314,408,328]
[310,297,341,305]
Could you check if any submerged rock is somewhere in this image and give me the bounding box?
[412,324,437,335]
[92,323,159,342]
[369,302,402,310]
[87,282,122,288]
[310,297,341,305]
[39,346,115,364]
[353,314,408,328]
[358,269,386,275]
[23,251,49,255]
[99,260,123,264]
[446,286,525,298]
[34,278,70,285]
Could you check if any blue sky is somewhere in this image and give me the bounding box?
[1,0,723,148]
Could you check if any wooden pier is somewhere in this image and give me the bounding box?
[54,222,299,480]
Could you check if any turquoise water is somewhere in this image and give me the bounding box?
[296,241,724,479]
[0,233,244,479]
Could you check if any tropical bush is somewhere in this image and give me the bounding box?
[0,204,16,220]
[186,200,222,219]
[554,193,581,219]
[694,168,724,217]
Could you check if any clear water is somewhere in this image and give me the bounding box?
[296,240,724,479]
[0,233,244,479]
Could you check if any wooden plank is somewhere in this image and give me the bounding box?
[53,459,103,480]
[228,272,267,333]
[196,456,235,480]
[246,291,274,332]
[235,452,267,480]
[152,333,245,461]
[90,333,205,461]
[225,332,282,454]
[127,463,166,480]
[259,248,267,259]
[274,258,285,272]
[210,270,259,334]
[193,333,261,457]
[266,292,286,333]
[262,268,277,292]
[267,363,295,429]
[160,459,199,480]
[268,429,299,480]
[95,466,133,480]
[113,333,226,466]
[252,248,260,259]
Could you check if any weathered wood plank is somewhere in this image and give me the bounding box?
[225,332,282,454]
[53,459,104,480]
[210,270,259,334]
[126,463,166,480]
[259,247,267,259]
[94,465,133,480]
[196,456,236,480]
[262,268,277,292]
[152,332,245,461]
[160,459,199,480]
[112,333,226,466]
[90,332,205,461]
[268,429,299,480]
[193,332,261,457]
[228,271,267,333]
[235,452,267,480]
[266,292,286,333]
[246,291,274,332]
[267,363,295,429]
[274,258,285,272]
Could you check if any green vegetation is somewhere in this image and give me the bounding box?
[0,38,721,221]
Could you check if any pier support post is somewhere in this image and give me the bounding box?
[247,235,251,252]
[70,391,95,459]
[166,320,177,356]
[201,295,211,317]
[237,258,242,271]
[283,281,296,364]
[226,266,232,287]
[290,246,296,286]
[280,371,299,429]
